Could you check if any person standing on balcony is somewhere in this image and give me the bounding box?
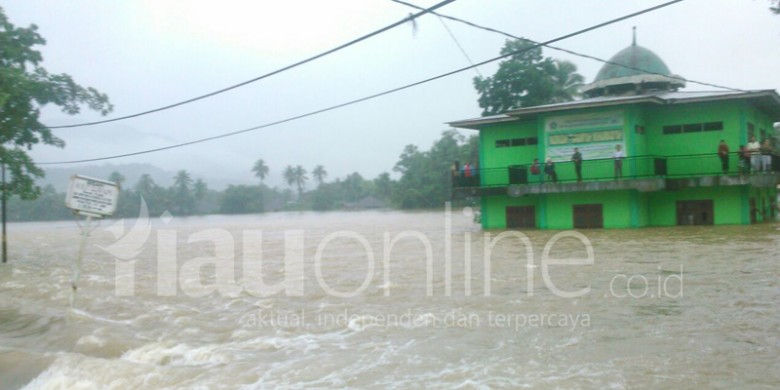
[738,145,750,175]
[571,148,583,182]
[747,135,761,172]
[717,140,730,174]
[613,144,624,179]
[530,158,541,175]
[544,158,557,183]
[760,139,773,172]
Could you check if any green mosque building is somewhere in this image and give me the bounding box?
[450,39,780,229]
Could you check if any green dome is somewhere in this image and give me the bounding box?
[594,44,672,82]
[581,37,685,98]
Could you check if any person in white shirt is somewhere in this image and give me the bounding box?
[613,144,625,179]
[760,138,773,172]
[747,135,761,172]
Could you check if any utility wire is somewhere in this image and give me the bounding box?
[436,15,482,77]
[45,0,458,129]
[39,0,685,165]
[389,0,745,93]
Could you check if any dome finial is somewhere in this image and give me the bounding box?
[632,26,636,46]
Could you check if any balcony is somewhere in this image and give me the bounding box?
[452,153,780,197]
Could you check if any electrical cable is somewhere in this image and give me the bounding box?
[436,15,482,77]
[38,0,685,165]
[389,0,745,93]
[45,0,458,129]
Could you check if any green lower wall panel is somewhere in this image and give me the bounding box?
[480,185,770,229]
[481,195,539,230]
[647,186,744,226]
[544,191,636,229]
[747,186,779,223]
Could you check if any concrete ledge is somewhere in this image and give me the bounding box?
[508,178,666,196]
[459,173,779,198]
[667,173,780,190]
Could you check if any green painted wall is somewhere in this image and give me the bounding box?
[479,120,539,186]
[631,191,649,227]
[744,103,776,146]
[481,194,539,229]
[748,186,778,223]
[644,100,743,176]
[647,186,744,226]
[644,100,741,155]
[544,190,635,229]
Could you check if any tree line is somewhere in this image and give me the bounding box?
[5,130,481,221]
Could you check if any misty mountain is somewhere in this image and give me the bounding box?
[39,163,274,192]
[40,163,176,192]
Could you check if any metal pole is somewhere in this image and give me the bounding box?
[70,215,92,309]
[2,162,6,264]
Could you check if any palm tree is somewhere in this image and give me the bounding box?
[312,165,327,187]
[293,165,308,198]
[550,60,584,103]
[173,170,194,215]
[283,165,296,191]
[193,179,207,201]
[174,170,193,192]
[135,174,156,194]
[252,159,269,183]
[108,171,125,187]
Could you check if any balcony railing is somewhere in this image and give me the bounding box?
[452,153,780,188]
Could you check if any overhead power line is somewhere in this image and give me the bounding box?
[436,16,482,77]
[389,0,744,93]
[39,0,685,166]
[45,0,458,129]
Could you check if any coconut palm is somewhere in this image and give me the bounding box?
[193,179,207,201]
[108,171,125,187]
[293,165,308,198]
[172,170,195,215]
[135,174,156,194]
[252,159,269,183]
[550,59,584,103]
[283,165,296,190]
[312,165,327,187]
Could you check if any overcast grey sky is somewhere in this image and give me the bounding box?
[5,0,780,188]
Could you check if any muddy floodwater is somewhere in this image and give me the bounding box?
[1,209,778,389]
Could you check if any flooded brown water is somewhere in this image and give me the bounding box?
[1,209,779,389]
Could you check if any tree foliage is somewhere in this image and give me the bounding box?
[312,165,327,187]
[251,159,269,183]
[172,170,195,215]
[393,130,477,208]
[473,38,583,116]
[8,130,481,220]
[0,7,112,199]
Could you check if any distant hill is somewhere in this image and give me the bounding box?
[40,163,176,192]
[39,163,268,192]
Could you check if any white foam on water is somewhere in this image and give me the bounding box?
[2,280,27,289]
[22,354,172,390]
[75,334,106,349]
[121,341,230,367]
[68,309,133,326]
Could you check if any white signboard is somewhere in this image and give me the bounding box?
[65,175,119,217]
[545,110,626,162]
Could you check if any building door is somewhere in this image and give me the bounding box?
[676,200,714,225]
[573,204,603,229]
[506,206,536,229]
